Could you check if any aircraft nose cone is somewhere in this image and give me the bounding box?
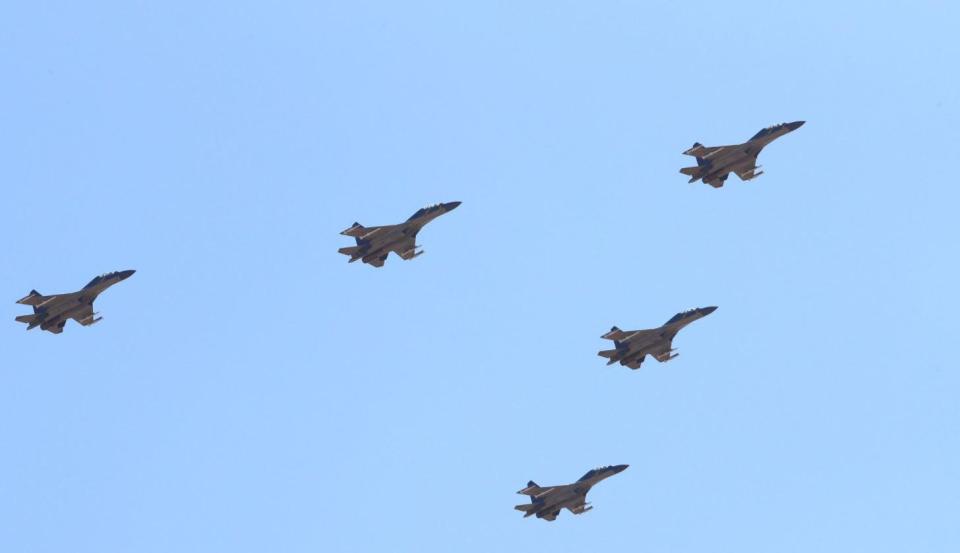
[701,306,718,315]
[789,120,805,130]
[119,269,136,280]
[444,201,462,211]
[613,464,629,473]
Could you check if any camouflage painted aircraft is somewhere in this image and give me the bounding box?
[599,306,717,369]
[15,270,135,334]
[680,121,804,187]
[338,202,461,268]
[514,465,628,521]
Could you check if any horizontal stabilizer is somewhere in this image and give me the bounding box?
[680,166,702,183]
[15,314,37,325]
[338,246,362,258]
[598,349,619,365]
[514,503,538,517]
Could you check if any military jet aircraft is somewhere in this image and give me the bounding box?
[338,201,461,267]
[15,270,135,334]
[598,306,717,369]
[514,465,628,521]
[680,121,804,188]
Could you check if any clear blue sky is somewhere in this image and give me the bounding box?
[2,1,958,552]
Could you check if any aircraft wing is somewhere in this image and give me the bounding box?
[567,497,592,514]
[602,328,657,342]
[704,174,728,188]
[390,236,421,260]
[734,160,763,181]
[601,327,632,341]
[17,290,55,307]
[70,305,100,326]
[341,223,393,243]
[366,254,388,268]
[517,482,558,497]
[683,144,730,159]
[652,339,678,362]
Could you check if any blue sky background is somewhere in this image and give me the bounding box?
[2,1,958,551]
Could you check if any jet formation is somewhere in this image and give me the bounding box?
[599,306,717,369]
[15,270,135,334]
[14,119,802,523]
[680,121,804,188]
[338,202,461,267]
[515,465,628,521]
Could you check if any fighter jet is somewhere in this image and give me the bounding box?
[680,121,804,188]
[598,306,717,369]
[514,465,628,521]
[338,202,461,268]
[15,270,135,334]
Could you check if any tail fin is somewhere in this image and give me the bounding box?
[690,143,708,167]
[609,326,623,348]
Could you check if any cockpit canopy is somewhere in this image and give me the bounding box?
[665,308,698,325]
[84,272,118,289]
[578,466,614,482]
[750,123,787,141]
[406,203,443,221]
